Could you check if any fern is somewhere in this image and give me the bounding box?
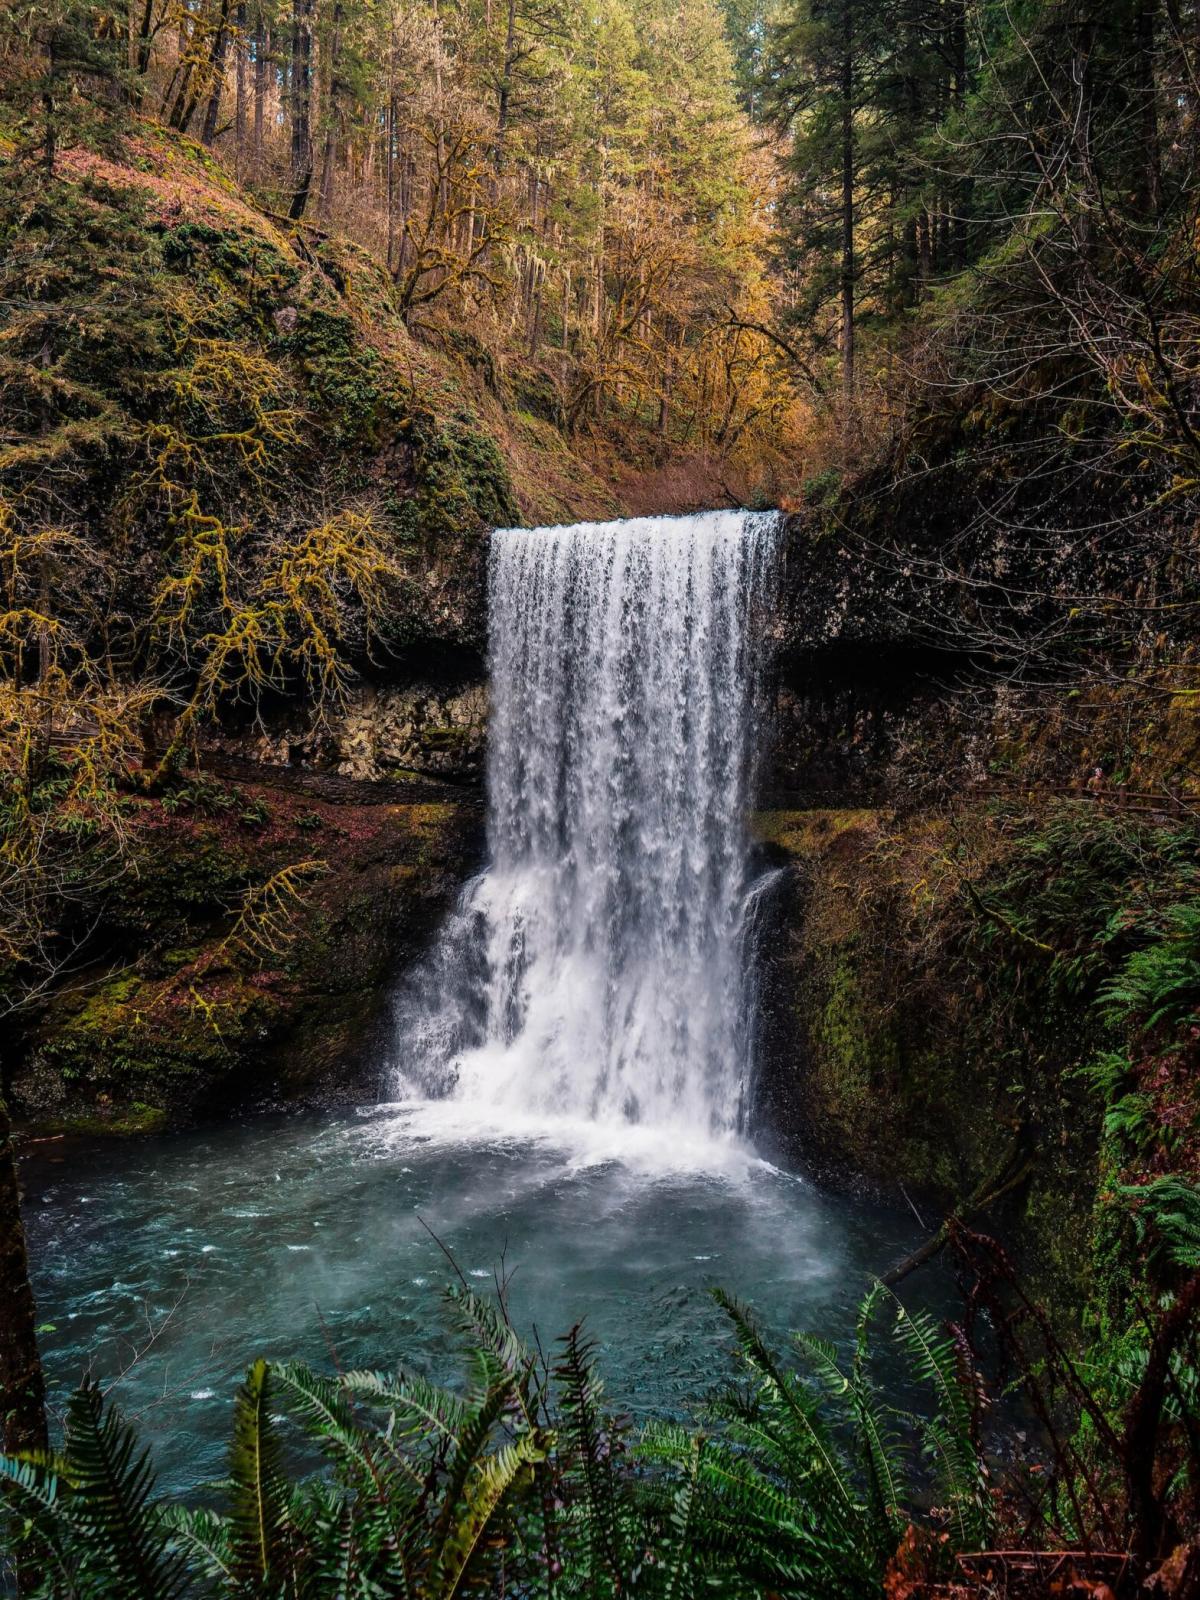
[1099,902,1200,1030]
[847,1286,908,1562]
[714,1290,861,1525]
[270,1360,417,1499]
[426,1376,514,1559]
[160,1504,236,1584]
[428,1432,546,1599]
[444,1286,542,1430]
[885,1296,991,1553]
[59,1379,187,1600]
[704,1293,881,1597]
[0,1453,79,1597]
[227,1358,291,1589]
[554,1324,629,1596]
[340,1368,469,1446]
[0,1286,1000,1599]
[1121,1176,1200,1270]
[1076,1052,1163,1151]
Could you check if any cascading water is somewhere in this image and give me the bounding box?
[393,510,778,1146]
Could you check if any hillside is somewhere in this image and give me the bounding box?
[0,112,802,1125]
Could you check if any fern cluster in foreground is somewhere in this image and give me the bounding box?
[0,1284,988,1599]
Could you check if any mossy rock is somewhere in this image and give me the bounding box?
[755,804,1104,1321]
[12,794,483,1129]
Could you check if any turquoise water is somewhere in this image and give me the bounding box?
[22,1101,943,1496]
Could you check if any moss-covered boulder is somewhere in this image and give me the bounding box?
[11,779,481,1133]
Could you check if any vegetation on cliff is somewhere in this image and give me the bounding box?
[752,2,1200,1582]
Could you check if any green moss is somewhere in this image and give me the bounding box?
[812,948,883,1136]
[765,800,1200,1330]
[510,364,565,425]
[49,1103,170,1137]
[103,824,254,937]
[419,725,472,752]
[800,942,964,1195]
[753,808,879,857]
[287,309,386,447]
[38,962,285,1098]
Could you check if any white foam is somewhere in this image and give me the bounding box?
[359,1099,787,1186]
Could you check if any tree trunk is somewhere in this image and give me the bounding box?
[1134,0,1162,215]
[317,1,344,220]
[950,0,969,266]
[386,94,397,272]
[0,1095,48,1456]
[494,0,517,174]
[172,0,221,134]
[527,257,544,354]
[200,0,232,145]
[839,0,855,411]
[289,0,314,218]
[253,12,267,174]
[41,22,63,178]
[135,0,157,75]
[34,558,53,779]
[234,2,248,178]
[431,0,447,216]
[386,10,397,272]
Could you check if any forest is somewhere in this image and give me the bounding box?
[1,0,1199,1592]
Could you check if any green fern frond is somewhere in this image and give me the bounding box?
[714,1290,859,1521]
[848,1283,907,1550]
[304,1491,398,1600]
[0,1452,79,1595]
[429,1432,546,1600]
[271,1359,422,1499]
[428,1376,516,1568]
[61,1379,187,1600]
[886,1298,991,1551]
[1121,1176,1200,1270]
[160,1504,236,1583]
[1099,903,1200,1029]
[444,1286,542,1431]
[340,1369,469,1445]
[554,1323,628,1590]
[661,1429,705,1600]
[228,1357,291,1588]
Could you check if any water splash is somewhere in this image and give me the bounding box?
[393,510,778,1146]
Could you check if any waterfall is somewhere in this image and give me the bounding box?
[393,510,778,1145]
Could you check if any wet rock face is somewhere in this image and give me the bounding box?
[761,654,990,803]
[762,502,1123,801]
[773,515,944,657]
[331,683,488,782]
[210,678,489,783]
[747,803,1101,1316]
